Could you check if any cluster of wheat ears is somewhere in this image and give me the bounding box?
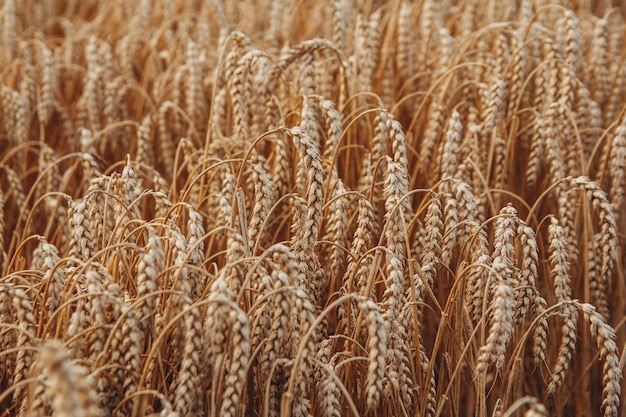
[1,0,626,416]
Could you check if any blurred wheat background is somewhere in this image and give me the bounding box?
[0,0,625,416]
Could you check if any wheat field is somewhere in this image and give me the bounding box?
[0,0,625,416]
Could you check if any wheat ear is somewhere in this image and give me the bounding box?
[40,340,101,417]
[547,217,578,394]
[580,303,621,417]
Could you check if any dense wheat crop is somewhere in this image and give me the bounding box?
[1,0,626,416]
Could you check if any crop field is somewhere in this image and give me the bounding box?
[0,0,625,416]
